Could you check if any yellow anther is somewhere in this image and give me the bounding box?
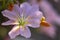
[41,16,46,22]
[40,17,50,27]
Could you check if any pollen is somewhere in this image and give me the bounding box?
[40,17,50,27]
[41,17,46,21]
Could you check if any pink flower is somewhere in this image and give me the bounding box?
[2,4,43,39]
[39,0,57,38]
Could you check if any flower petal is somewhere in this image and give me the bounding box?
[20,26,31,38]
[40,25,56,38]
[28,11,43,28]
[13,4,22,17]
[8,26,20,39]
[2,10,17,20]
[20,2,39,18]
[27,19,40,28]
[20,2,32,17]
[54,17,60,26]
[2,20,18,25]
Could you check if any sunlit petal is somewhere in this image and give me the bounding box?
[8,26,20,39]
[2,20,18,25]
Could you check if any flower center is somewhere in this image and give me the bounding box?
[18,15,29,27]
[18,18,26,26]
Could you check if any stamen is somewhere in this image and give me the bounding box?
[25,16,32,21]
[40,21,50,27]
[40,17,50,27]
[20,26,25,31]
[25,16,32,24]
[41,16,46,22]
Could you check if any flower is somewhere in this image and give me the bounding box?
[2,4,43,39]
[39,0,57,38]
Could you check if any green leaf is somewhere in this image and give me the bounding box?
[0,27,7,37]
